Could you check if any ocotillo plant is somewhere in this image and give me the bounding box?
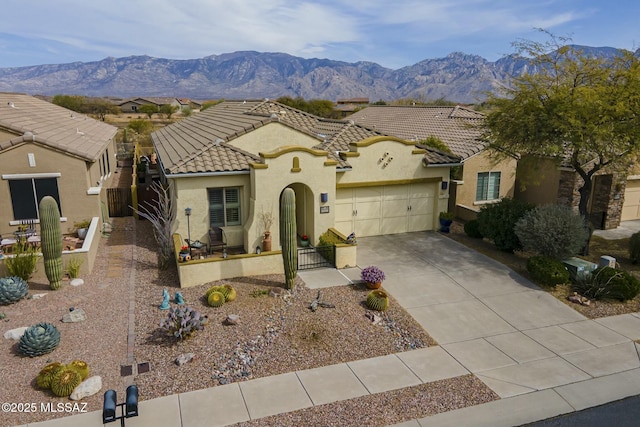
[279,188,297,289]
[39,196,63,290]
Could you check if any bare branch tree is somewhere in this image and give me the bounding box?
[131,181,176,269]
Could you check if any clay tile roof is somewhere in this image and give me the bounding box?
[349,105,485,159]
[0,92,117,161]
[152,100,461,174]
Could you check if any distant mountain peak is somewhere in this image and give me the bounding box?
[0,47,626,103]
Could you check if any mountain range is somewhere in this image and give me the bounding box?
[0,46,630,104]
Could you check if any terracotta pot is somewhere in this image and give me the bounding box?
[366,281,382,289]
[263,231,272,252]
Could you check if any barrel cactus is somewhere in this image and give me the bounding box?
[51,368,83,397]
[39,196,64,290]
[366,290,390,312]
[207,291,225,307]
[219,284,236,302]
[67,359,90,380]
[18,322,61,357]
[0,276,29,305]
[36,362,64,389]
[280,188,297,290]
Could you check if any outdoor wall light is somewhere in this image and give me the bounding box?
[321,193,328,203]
[441,181,448,190]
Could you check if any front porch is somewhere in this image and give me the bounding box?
[172,229,357,288]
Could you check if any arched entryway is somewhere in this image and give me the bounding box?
[281,182,315,244]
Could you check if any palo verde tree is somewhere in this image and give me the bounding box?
[483,31,640,218]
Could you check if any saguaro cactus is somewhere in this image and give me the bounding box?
[279,188,297,289]
[39,196,63,290]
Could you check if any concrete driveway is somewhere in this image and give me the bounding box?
[356,232,640,402]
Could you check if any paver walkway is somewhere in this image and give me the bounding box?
[24,230,640,427]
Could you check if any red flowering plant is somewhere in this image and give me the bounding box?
[302,234,308,241]
[179,245,189,254]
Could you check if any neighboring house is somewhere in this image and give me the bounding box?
[151,99,460,286]
[0,93,118,274]
[119,97,177,113]
[514,155,628,230]
[349,105,517,220]
[335,98,370,117]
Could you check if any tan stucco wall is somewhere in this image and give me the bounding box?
[336,137,451,226]
[513,156,561,206]
[172,174,251,248]
[246,147,337,251]
[0,142,111,235]
[455,151,517,212]
[227,123,320,154]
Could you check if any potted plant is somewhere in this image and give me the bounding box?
[439,211,455,233]
[259,206,274,252]
[361,265,385,289]
[300,234,310,247]
[73,219,91,239]
[178,245,191,262]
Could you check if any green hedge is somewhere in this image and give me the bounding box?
[526,255,570,287]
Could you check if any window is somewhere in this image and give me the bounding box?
[8,177,61,220]
[208,188,241,227]
[476,172,501,201]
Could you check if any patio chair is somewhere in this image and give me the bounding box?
[208,227,227,255]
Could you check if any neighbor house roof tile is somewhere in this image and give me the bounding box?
[0,92,117,161]
[349,105,485,159]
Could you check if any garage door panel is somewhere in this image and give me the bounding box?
[622,180,640,221]
[382,216,407,234]
[383,199,408,218]
[356,218,381,237]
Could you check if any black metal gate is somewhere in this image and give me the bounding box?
[297,245,335,270]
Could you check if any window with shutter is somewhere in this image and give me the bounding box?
[208,187,241,227]
[8,177,61,220]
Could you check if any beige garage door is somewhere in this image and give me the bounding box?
[335,183,436,237]
[622,179,640,221]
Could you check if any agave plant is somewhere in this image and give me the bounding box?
[0,276,29,305]
[18,322,61,357]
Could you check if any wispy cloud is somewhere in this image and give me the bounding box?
[0,0,633,68]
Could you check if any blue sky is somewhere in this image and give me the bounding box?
[1,0,638,69]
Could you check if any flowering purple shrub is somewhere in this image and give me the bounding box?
[361,266,385,283]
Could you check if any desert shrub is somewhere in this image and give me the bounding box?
[526,255,570,287]
[514,204,589,260]
[573,267,640,301]
[629,231,640,264]
[477,198,534,252]
[318,230,343,246]
[463,219,483,238]
[4,243,38,281]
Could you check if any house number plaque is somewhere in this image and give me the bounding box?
[320,206,330,214]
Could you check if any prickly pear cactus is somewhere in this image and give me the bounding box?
[280,188,297,290]
[39,196,63,290]
[18,322,61,357]
[0,276,29,305]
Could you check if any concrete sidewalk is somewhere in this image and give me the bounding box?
[25,231,640,427]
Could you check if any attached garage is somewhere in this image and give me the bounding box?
[335,182,437,237]
[622,177,640,221]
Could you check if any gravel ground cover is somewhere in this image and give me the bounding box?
[0,219,500,427]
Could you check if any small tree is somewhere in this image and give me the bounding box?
[138,104,158,119]
[159,104,179,119]
[131,181,176,269]
[515,204,589,260]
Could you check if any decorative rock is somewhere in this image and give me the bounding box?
[4,326,28,340]
[225,314,240,325]
[31,293,47,300]
[175,353,196,366]
[70,278,84,287]
[70,376,102,401]
[62,308,87,323]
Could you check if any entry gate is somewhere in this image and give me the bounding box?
[297,245,335,270]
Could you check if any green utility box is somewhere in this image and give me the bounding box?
[562,257,598,281]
